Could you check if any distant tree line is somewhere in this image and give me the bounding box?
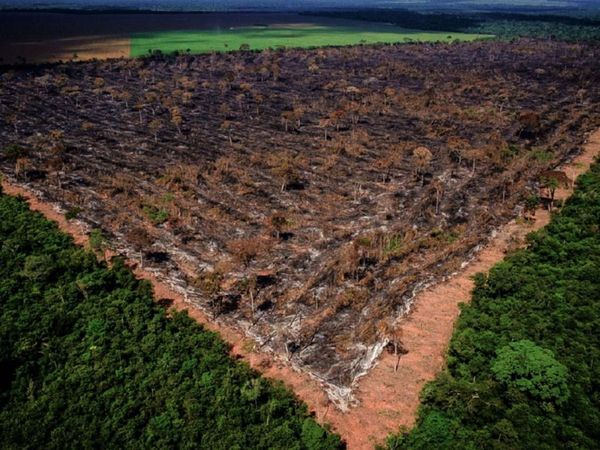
[0,191,342,449]
[305,9,600,41]
[384,161,600,449]
[304,10,479,32]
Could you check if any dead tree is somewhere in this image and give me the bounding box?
[378,321,406,372]
[281,111,295,132]
[318,118,332,140]
[269,213,288,240]
[149,119,163,143]
[220,120,233,145]
[431,178,445,215]
[170,107,183,134]
[412,146,433,186]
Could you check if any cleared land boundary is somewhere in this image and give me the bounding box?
[2,128,598,449]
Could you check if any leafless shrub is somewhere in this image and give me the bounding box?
[227,237,267,266]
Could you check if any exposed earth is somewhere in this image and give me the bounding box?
[1,39,599,408]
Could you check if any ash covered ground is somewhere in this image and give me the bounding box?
[1,39,599,404]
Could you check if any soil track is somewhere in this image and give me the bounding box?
[2,128,598,449]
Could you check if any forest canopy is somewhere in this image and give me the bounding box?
[307,10,600,41]
[0,190,342,449]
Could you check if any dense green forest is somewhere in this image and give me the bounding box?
[0,187,342,449]
[466,19,600,41]
[308,10,600,41]
[386,161,600,449]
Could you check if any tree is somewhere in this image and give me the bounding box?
[518,110,542,138]
[138,68,152,84]
[118,90,132,108]
[318,118,332,140]
[378,321,406,372]
[149,119,163,143]
[464,147,485,176]
[412,146,433,185]
[329,110,345,131]
[345,101,361,126]
[126,226,154,268]
[252,92,264,116]
[144,91,160,114]
[134,102,146,125]
[47,155,64,189]
[269,213,288,240]
[45,130,66,188]
[492,340,570,405]
[235,93,246,111]
[270,152,300,192]
[292,106,304,129]
[182,92,193,105]
[499,172,513,203]
[271,63,281,81]
[388,412,458,449]
[220,120,233,145]
[105,86,119,102]
[21,254,55,281]
[431,178,444,215]
[88,229,111,261]
[93,77,105,97]
[3,144,28,161]
[447,136,470,166]
[227,238,263,267]
[524,194,540,220]
[281,111,294,132]
[194,270,223,318]
[170,107,183,134]
[218,102,231,118]
[539,170,570,210]
[259,66,270,82]
[239,275,258,316]
[544,176,560,210]
[14,157,30,179]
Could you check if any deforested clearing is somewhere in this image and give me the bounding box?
[1,39,599,405]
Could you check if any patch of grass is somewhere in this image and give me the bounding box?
[531,149,554,162]
[1,144,28,160]
[384,234,403,257]
[161,192,175,203]
[142,204,169,225]
[431,228,460,244]
[131,25,492,57]
[65,206,82,220]
[88,228,108,253]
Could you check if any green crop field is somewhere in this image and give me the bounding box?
[130,25,492,56]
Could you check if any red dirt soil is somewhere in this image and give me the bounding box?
[2,128,599,449]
